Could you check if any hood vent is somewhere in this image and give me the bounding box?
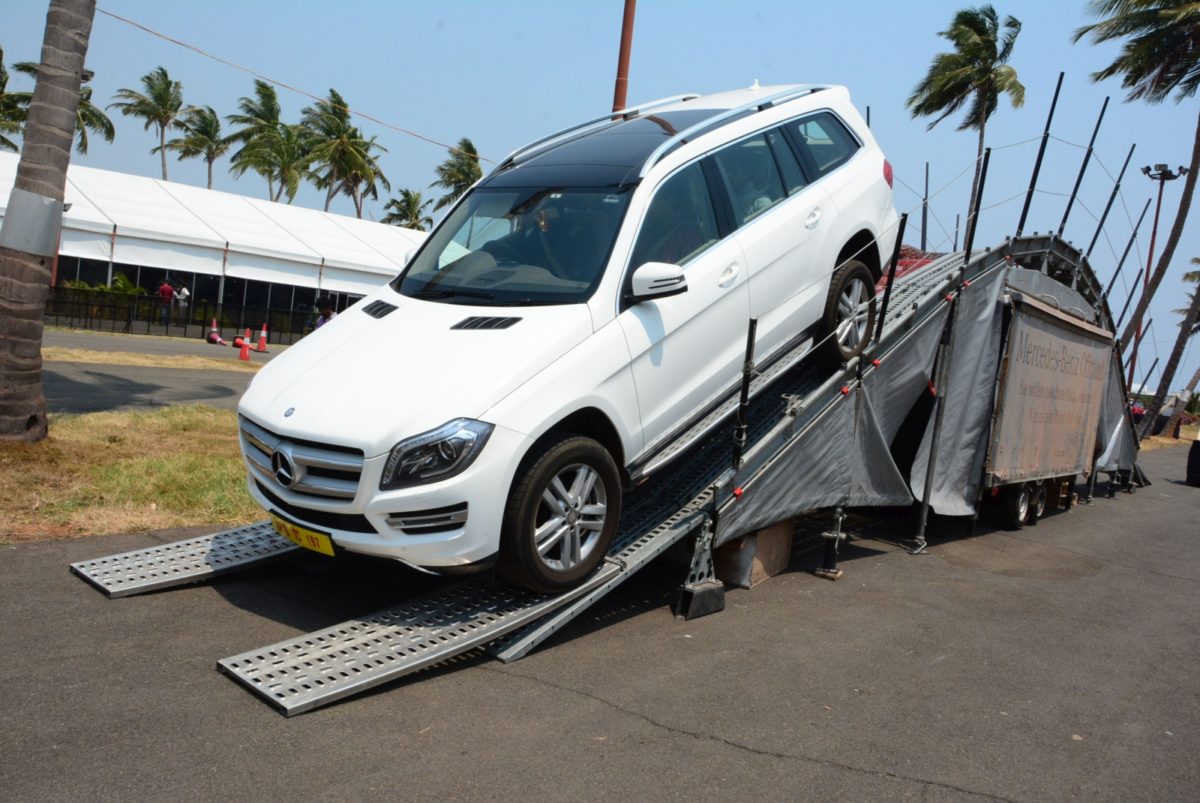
[452,316,522,330]
[362,300,398,319]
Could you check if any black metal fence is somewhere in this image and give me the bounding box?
[44,286,322,346]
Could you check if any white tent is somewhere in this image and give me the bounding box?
[0,153,426,296]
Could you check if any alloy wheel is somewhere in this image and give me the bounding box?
[533,463,608,572]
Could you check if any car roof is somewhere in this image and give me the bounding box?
[480,83,841,190]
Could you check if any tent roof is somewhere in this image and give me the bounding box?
[0,153,426,294]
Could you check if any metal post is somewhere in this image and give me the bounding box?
[1128,167,1177,389]
[1127,317,1153,363]
[732,318,758,470]
[1135,356,1159,402]
[921,163,929,252]
[1016,72,1063,237]
[1114,267,1145,334]
[875,213,908,341]
[953,214,960,252]
[815,507,846,581]
[1102,198,1151,303]
[962,148,991,261]
[611,0,636,113]
[1059,97,1109,237]
[914,303,958,552]
[1086,143,1135,259]
[866,106,871,128]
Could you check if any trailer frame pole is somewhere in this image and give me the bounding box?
[962,148,992,261]
[913,298,959,553]
[1102,198,1152,304]
[1059,97,1110,238]
[731,318,758,471]
[1114,266,1145,334]
[1086,143,1135,259]
[875,212,908,342]
[1017,72,1064,238]
[921,163,929,252]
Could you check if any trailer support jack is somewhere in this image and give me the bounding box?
[815,507,846,581]
[673,517,725,620]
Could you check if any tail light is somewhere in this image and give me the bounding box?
[883,159,894,189]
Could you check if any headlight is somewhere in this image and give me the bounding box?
[379,419,493,490]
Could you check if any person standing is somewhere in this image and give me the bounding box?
[173,281,190,321]
[314,295,337,330]
[157,279,175,327]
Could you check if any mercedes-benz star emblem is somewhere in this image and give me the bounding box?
[284,407,295,417]
[271,449,297,488]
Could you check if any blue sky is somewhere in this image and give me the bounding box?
[4,0,1198,389]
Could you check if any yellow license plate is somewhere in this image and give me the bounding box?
[271,513,335,557]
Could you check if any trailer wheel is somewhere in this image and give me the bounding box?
[497,434,621,594]
[820,260,877,365]
[1001,484,1030,530]
[1027,483,1048,526]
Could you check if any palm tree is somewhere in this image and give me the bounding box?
[430,137,482,210]
[0,0,96,441]
[108,66,189,180]
[162,106,228,189]
[302,88,376,212]
[1139,259,1200,437]
[1075,2,1200,357]
[0,46,25,152]
[10,62,113,154]
[338,134,389,218]
[382,189,433,230]
[1155,263,1200,437]
[232,123,314,203]
[907,5,1025,227]
[227,79,282,199]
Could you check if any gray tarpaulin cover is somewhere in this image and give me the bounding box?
[714,304,949,546]
[1095,349,1138,472]
[909,267,1007,516]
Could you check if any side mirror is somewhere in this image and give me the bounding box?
[628,262,688,303]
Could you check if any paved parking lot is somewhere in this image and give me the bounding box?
[2,445,1196,800]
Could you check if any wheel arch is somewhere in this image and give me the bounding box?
[836,229,881,281]
[526,406,629,485]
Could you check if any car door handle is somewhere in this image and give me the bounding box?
[717,263,740,288]
[805,208,822,229]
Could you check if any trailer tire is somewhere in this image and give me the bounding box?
[820,260,877,365]
[1027,482,1048,526]
[1001,484,1030,530]
[497,434,621,595]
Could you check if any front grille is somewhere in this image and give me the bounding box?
[385,503,468,535]
[240,416,364,501]
[256,482,376,534]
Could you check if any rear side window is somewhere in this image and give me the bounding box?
[789,112,860,175]
[630,162,720,268]
[711,134,787,225]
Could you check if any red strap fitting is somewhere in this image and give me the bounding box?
[962,279,972,287]
[872,358,881,367]
[733,487,744,498]
[840,386,851,396]
[945,293,954,302]
[928,380,937,396]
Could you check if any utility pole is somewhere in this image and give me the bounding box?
[1128,163,1188,389]
[611,0,637,113]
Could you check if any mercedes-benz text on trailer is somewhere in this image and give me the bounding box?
[238,83,899,593]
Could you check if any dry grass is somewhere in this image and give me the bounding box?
[1140,422,1200,452]
[43,346,260,373]
[0,405,261,542]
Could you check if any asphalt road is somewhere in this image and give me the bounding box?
[2,446,1196,801]
[42,329,285,414]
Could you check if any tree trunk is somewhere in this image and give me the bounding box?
[206,157,213,189]
[1139,284,1200,439]
[159,122,168,181]
[0,0,94,441]
[1121,109,1200,353]
[1161,362,1200,439]
[353,186,363,219]
[266,174,274,201]
[965,114,986,240]
[324,183,336,212]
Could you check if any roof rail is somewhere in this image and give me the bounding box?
[638,85,828,178]
[492,94,702,174]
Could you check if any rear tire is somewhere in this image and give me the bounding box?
[497,434,621,594]
[820,259,877,365]
[1001,484,1030,530]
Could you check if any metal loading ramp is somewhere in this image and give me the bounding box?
[70,235,1138,715]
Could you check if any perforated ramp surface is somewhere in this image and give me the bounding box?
[217,564,620,716]
[70,522,296,598]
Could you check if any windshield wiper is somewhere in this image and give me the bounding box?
[413,288,496,301]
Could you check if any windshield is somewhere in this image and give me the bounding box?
[395,186,632,306]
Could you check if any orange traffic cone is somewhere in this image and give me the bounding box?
[238,328,252,361]
[207,318,227,345]
[255,322,269,353]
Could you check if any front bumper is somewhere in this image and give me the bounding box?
[244,424,531,571]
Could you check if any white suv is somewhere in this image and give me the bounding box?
[238,83,898,593]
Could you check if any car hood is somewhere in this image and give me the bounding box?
[238,289,593,456]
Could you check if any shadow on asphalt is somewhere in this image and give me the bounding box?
[44,363,242,414]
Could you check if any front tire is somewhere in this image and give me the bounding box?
[497,435,621,594]
[820,259,877,365]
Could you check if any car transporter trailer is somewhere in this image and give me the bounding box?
[69,233,1141,717]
